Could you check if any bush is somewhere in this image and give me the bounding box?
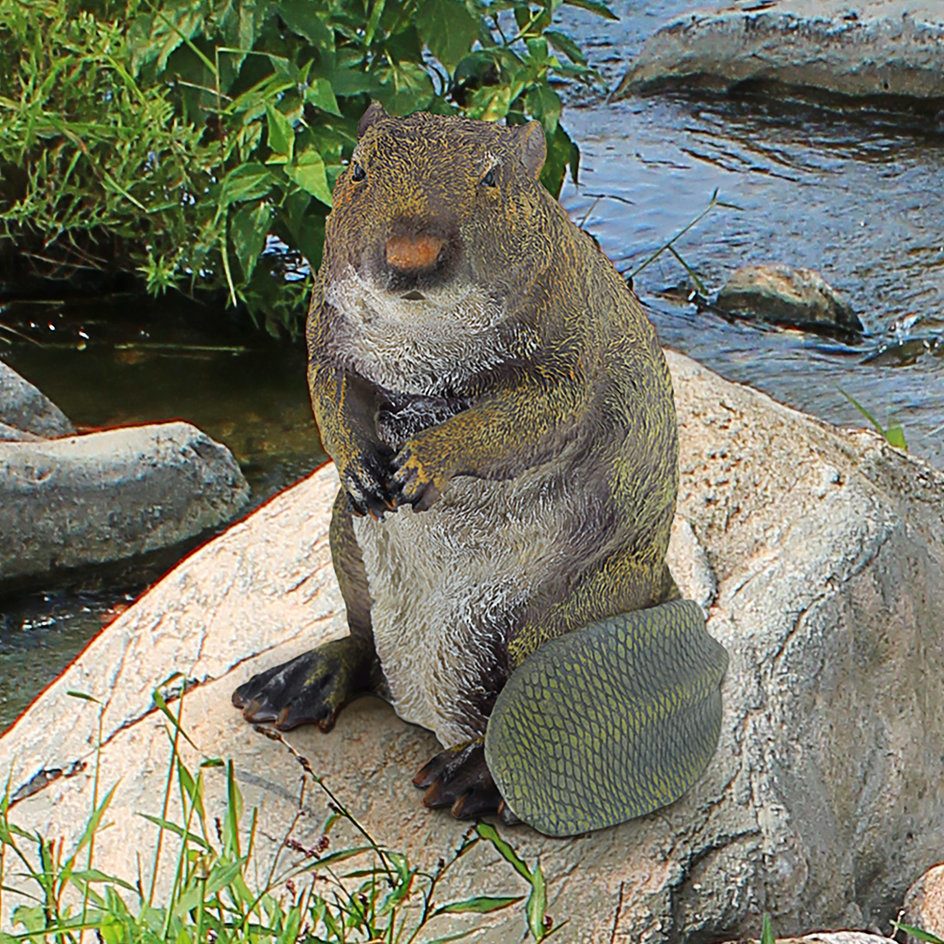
[0,0,613,336]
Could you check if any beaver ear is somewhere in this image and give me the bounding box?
[513,121,546,179]
[358,102,389,138]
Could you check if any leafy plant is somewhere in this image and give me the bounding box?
[0,683,554,942]
[0,0,613,336]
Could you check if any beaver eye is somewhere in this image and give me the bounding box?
[351,161,366,182]
[481,168,497,187]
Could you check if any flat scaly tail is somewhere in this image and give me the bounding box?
[484,599,728,837]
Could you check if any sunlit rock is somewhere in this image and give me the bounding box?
[901,863,944,944]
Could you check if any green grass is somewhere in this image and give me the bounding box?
[838,388,908,451]
[0,684,557,943]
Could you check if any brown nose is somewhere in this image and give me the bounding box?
[385,234,445,272]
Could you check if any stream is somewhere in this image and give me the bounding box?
[2,0,942,730]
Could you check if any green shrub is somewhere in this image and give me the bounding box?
[0,0,612,336]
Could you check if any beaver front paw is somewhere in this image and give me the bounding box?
[340,444,395,519]
[413,741,519,823]
[232,637,370,732]
[389,441,447,511]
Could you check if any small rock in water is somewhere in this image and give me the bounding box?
[862,336,942,367]
[0,421,250,583]
[901,863,944,944]
[715,263,864,335]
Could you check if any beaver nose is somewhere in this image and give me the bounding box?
[385,234,445,272]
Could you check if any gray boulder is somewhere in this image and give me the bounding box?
[2,351,943,942]
[616,1,944,102]
[715,263,863,334]
[0,360,74,438]
[0,421,249,582]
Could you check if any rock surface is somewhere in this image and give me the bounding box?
[4,350,944,942]
[721,936,899,944]
[616,1,944,102]
[0,421,250,583]
[901,863,944,943]
[715,264,863,334]
[0,360,74,438]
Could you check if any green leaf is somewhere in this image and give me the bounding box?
[564,0,618,21]
[265,103,295,163]
[545,29,587,65]
[376,60,435,115]
[277,0,335,47]
[305,78,341,116]
[474,823,531,883]
[838,388,908,450]
[894,924,944,944]
[285,147,332,206]
[418,0,479,72]
[526,861,547,941]
[885,423,908,450]
[540,123,574,197]
[467,84,512,122]
[432,895,523,916]
[219,164,273,206]
[230,201,270,281]
[526,85,562,134]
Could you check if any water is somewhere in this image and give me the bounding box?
[555,0,944,466]
[0,303,324,729]
[3,0,944,729]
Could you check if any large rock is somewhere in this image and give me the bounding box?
[721,936,898,944]
[0,421,250,582]
[722,936,898,944]
[616,1,944,101]
[0,360,74,438]
[3,351,944,942]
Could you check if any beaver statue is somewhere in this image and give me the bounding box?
[233,103,728,837]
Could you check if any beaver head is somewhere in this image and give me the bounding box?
[318,105,556,387]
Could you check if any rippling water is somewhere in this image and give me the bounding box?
[559,0,944,467]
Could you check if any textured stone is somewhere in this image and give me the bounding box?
[719,935,899,944]
[0,360,73,438]
[715,263,863,334]
[616,1,944,102]
[901,862,944,944]
[3,351,944,942]
[0,420,249,582]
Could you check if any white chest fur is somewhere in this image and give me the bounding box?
[352,471,570,747]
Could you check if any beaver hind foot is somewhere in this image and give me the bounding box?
[413,741,519,823]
